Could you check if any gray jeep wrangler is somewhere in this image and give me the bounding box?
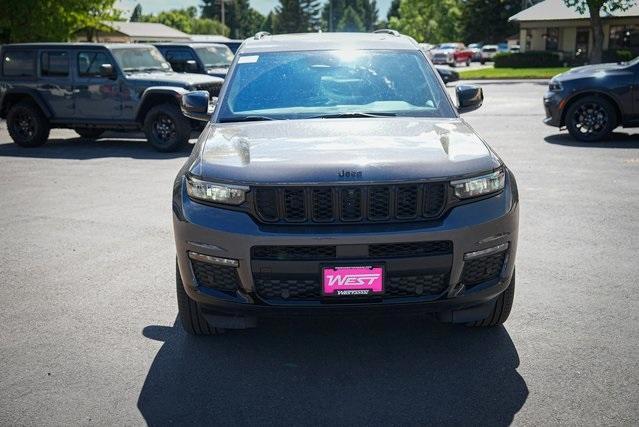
[0,43,223,151]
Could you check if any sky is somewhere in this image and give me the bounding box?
[117,0,393,20]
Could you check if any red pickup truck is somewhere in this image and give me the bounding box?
[430,43,474,67]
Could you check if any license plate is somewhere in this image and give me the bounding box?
[322,265,384,297]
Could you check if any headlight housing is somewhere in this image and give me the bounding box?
[549,79,563,92]
[186,176,248,205]
[451,169,505,199]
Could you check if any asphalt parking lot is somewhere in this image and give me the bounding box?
[1,81,638,425]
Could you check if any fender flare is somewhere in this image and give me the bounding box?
[1,88,53,118]
[135,86,189,120]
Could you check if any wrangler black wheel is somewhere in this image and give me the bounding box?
[6,101,50,147]
[566,96,616,142]
[143,103,191,152]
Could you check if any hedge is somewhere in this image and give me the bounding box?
[494,51,562,68]
[602,49,635,62]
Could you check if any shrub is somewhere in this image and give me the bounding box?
[602,49,634,63]
[494,51,562,68]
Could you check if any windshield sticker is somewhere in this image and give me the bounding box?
[238,55,259,64]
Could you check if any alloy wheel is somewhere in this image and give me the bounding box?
[13,110,36,140]
[152,113,177,145]
[572,102,608,137]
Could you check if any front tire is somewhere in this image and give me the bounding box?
[143,103,191,152]
[6,101,50,147]
[467,270,515,327]
[565,95,617,142]
[176,262,222,336]
[466,58,471,66]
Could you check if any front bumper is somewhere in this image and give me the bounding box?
[173,173,519,320]
[543,91,564,127]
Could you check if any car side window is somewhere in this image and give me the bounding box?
[2,50,36,77]
[41,51,69,77]
[77,51,112,78]
[165,50,196,72]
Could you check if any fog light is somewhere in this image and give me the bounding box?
[188,251,239,267]
[463,243,509,260]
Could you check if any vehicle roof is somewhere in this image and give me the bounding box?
[239,32,419,54]
[153,42,228,49]
[1,43,156,50]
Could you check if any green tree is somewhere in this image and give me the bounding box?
[389,0,462,43]
[275,0,305,33]
[0,0,120,43]
[261,11,278,33]
[141,8,228,35]
[387,0,400,21]
[301,0,322,31]
[461,0,521,44]
[322,0,378,31]
[337,5,365,31]
[563,0,635,63]
[201,0,264,38]
[130,3,143,22]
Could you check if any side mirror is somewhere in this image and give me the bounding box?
[456,84,483,113]
[186,60,198,72]
[99,63,116,79]
[181,91,216,121]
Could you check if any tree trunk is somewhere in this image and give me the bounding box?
[589,3,604,63]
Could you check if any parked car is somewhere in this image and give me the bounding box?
[509,45,521,53]
[192,39,243,54]
[418,43,459,84]
[544,58,639,141]
[154,43,234,79]
[468,43,483,61]
[430,43,474,67]
[174,31,519,335]
[0,43,224,151]
[480,45,499,64]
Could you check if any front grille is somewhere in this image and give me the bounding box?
[191,260,240,293]
[253,183,448,225]
[368,241,452,258]
[461,251,507,287]
[254,271,448,302]
[252,245,337,260]
[386,272,449,297]
[252,241,452,261]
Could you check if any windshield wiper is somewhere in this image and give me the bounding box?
[124,67,165,73]
[220,115,278,123]
[310,112,397,119]
[207,64,230,68]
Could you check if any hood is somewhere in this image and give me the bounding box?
[190,118,501,184]
[206,68,229,79]
[557,62,630,81]
[126,71,223,87]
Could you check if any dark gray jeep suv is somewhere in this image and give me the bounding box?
[0,43,223,151]
[154,43,234,79]
[173,31,519,335]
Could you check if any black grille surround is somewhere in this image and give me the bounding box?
[252,182,449,225]
[461,251,507,288]
[191,260,241,294]
[252,241,452,261]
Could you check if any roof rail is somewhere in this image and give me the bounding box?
[254,31,271,40]
[373,29,400,37]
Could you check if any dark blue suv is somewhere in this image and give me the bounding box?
[0,43,223,151]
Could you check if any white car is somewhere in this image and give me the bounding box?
[480,45,499,64]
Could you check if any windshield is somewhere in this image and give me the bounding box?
[195,45,234,68]
[438,44,458,50]
[111,47,170,72]
[217,50,455,122]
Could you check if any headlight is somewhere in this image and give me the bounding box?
[451,169,505,199]
[549,80,563,92]
[186,176,248,205]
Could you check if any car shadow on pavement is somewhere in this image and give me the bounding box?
[137,316,528,425]
[545,132,639,148]
[0,136,194,160]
